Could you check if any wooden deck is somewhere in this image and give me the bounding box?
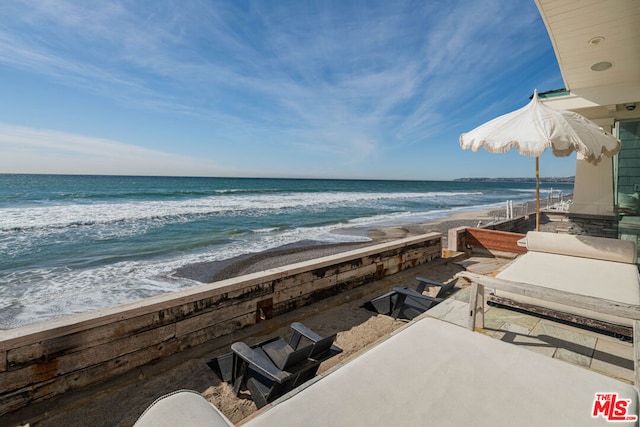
[454,254,513,276]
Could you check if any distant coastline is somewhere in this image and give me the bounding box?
[454,177,574,183]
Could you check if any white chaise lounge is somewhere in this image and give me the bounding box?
[471,231,640,334]
[241,317,639,426]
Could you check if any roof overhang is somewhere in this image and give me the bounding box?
[534,0,640,121]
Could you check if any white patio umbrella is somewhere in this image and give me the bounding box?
[460,90,621,230]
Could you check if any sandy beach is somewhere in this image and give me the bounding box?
[5,201,541,427]
[173,203,514,284]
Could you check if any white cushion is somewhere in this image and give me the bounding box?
[134,390,233,427]
[244,318,639,426]
[526,231,637,264]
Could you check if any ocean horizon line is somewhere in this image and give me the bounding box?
[0,172,576,183]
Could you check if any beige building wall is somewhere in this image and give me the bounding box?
[569,118,616,216]
[569,155,615,215]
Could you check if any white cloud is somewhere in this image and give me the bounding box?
[0,123,234,176]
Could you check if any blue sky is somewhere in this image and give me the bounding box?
[0,0,570,180]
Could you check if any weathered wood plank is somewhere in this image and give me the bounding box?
[5,310,169,368]
[272,268,388,317]
[272,272,316,291]
[382,255,402,272]
[457,272,640,320]
[489,296,633,337]
[0,386,32,416]
[274,277,338,304]
[29,338,181,407]
[0,340,178,415]
[4,325,176,392]
[3,286,276,367]
[273,273,335,293]
[336,263,379,284]
[10,286,276,368]
[174,301,256,338]
[177,313,256,352]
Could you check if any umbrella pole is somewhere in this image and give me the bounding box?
[535,157,540,231]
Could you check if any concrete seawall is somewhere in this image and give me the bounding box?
[0,233,442,415]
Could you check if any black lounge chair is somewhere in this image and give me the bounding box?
[207,337,280,388]
[363,277,455,320]
[207,322,342,408]
[231,341,319,408]
[262,322,342,366]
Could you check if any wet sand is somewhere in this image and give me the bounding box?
[172,205,509,284]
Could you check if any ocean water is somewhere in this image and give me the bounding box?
[0,174,572,329]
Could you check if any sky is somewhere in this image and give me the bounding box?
[0,0,571,180]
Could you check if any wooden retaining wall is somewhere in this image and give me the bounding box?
[448,227,526,256]
[464,228,527,255]
[0,233,442,416]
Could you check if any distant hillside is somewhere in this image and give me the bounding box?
[454,177,574,183]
